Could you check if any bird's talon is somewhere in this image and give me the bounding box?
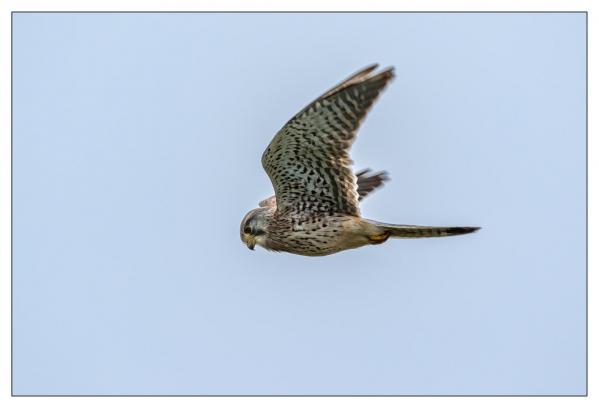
[369,232,390,244]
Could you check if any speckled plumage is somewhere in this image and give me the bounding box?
[240,64,479,256]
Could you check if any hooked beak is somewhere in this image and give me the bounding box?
[244,234,256,251]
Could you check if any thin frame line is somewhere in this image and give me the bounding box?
[10,11,589,13]
[10,10,589,397]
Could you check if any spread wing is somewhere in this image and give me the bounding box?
[261,64,395,216]
[259,168,389,208]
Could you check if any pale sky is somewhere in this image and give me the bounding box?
[13,12,586,395]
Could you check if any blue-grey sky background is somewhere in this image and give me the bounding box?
[12,13,586,395]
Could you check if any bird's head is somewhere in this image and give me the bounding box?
[240,207,271,251]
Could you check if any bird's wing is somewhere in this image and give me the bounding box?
[355,169,389,201]
[258,195,277,208]
[261,64,395,215]
[258,169,389,208]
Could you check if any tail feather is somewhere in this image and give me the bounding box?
[369,221,480,239]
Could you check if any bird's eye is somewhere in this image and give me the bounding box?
[244,226,252,234]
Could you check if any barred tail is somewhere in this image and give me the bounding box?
[366,220,480,242]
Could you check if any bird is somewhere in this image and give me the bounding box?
[240,64,479,256]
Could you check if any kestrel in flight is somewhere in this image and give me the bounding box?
[240,64,479,256]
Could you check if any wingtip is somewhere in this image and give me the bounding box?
[349,64,379,79]
[366,65,396,86]
[362,63,380,72]
[354,63,395,81]
[355,168,390,181]
[380,65,396,79]
[355,168,371,177]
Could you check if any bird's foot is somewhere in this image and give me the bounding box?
[368,232,390,245]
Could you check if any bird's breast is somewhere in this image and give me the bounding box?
[266,214,370,256]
